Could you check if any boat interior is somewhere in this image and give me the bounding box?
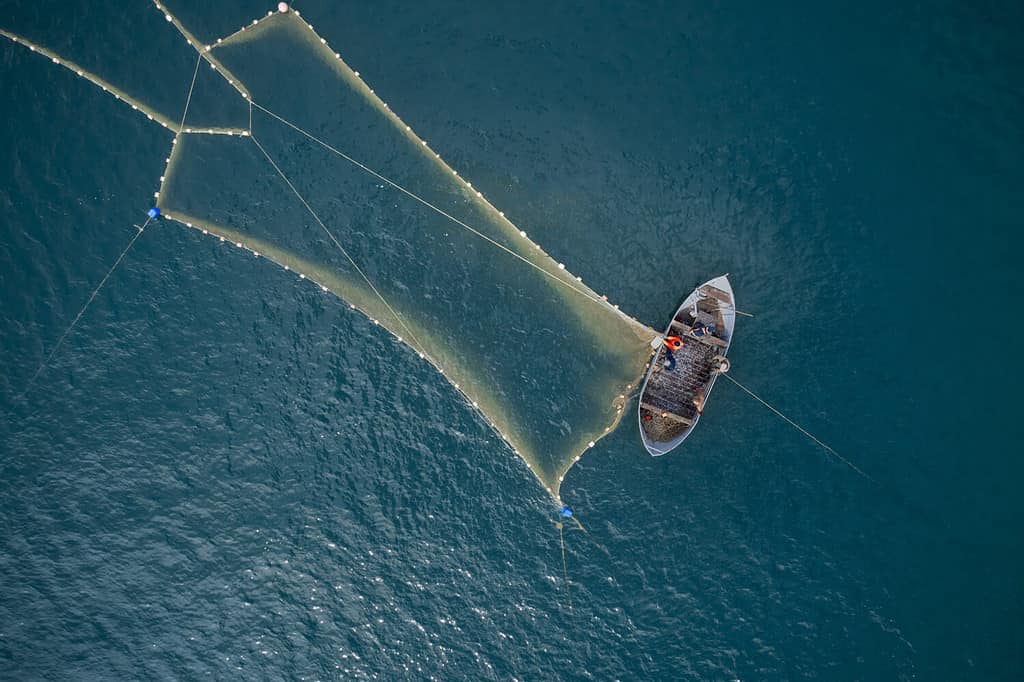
[639,284,733,445]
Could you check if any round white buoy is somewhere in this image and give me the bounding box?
[278,2,289,12]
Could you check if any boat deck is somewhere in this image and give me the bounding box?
[639,283,734,445]
[640,341,719,441]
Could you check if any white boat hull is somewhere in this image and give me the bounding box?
[637,275,736,456]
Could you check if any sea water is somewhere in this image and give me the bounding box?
[1,0,1022,679]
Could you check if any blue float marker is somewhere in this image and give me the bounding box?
[560,506,573,519]
[147,207,160,219]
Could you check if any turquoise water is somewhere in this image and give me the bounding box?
[2,1,1022,679]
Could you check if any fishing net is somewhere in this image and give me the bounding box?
[5,4,657,499]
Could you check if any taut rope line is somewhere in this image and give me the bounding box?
[249,101,624,316]
[722,373,872,481]
[249,135,429,359]
[17,218,152,401]
[178,53,202,131]
[558,523,573,610]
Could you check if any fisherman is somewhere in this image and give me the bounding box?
[662,335,684,371]
[659,331,684,368]
[690,322,715,338]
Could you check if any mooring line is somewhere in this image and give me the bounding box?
[714,303,753,317]
[558,523,573,610]
[249,135,429,359]
[722,372,872,481]
[17,218,152,402]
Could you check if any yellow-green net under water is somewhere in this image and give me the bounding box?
[151,12,656,500]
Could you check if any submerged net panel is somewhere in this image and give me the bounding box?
[177,59,252,131]
[159,12,654,496]
[2,1,200,124]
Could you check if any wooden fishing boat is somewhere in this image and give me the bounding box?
[638,275,736,456]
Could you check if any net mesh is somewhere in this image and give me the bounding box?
[7,6,657,499]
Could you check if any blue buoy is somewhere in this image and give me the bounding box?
[147,207,160,219]
[560,506,573,519]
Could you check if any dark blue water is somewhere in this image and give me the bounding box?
[2,1,1022,679]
